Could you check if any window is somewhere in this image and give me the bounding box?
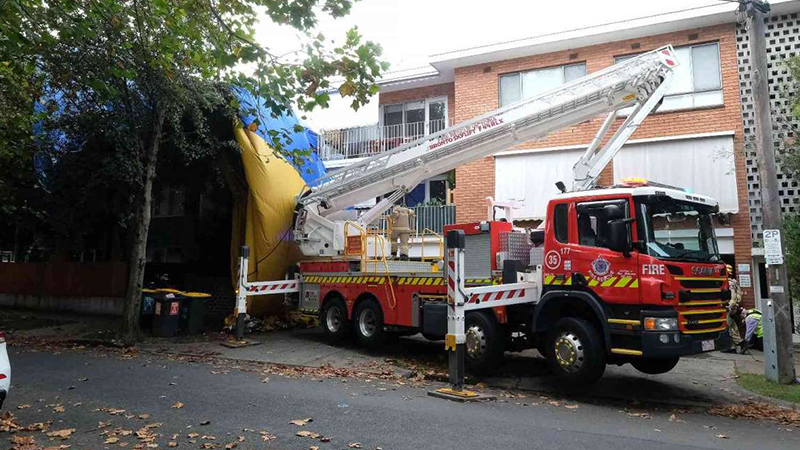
[576,199,629,250]
[616,43,722,112]
[553,203,569,243]
[153,186,185,218]
[381,98,447,139]
[499,63,587,106]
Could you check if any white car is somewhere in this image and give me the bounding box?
[0,331,9,409]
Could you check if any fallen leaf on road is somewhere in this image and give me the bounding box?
[201,435,216,440]
[53,405,65,413]
[17,404,31,410]
[42,446,71,450]
[626,411,651,419]
[236,436,244,442]
[12,435,36,445]
[171,402,184,409]
[199,420,211,426]
[669,414,686,423]
[348,443,363,448]
[654,429,661,432]
[320,437,331,443]
[259,431,276,442]
[261,377,269,383]
[105,437,120,444]
[565,405,579,410]
[139,414,150,420]
[716,434,729,439]
[47,428,76,439]
[289,418,313,426]
[224,443,237,449]
[187,433,199,439]
[547,401,561,407]
[108,409,126,416]
[309,447,320,450]
[296,431,321,439]
[168,442,177,448]
[78,378,88,382]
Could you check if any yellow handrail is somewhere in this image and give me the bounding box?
[420,228,444,262]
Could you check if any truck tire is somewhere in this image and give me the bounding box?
[465,311,504,374]
[354,299,385,348]
[631,357,680,375]
[320,297,350,342]
[546,317,606,384]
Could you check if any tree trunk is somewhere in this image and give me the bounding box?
[121,109,166,345]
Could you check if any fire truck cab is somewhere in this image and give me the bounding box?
[529,181,731,382]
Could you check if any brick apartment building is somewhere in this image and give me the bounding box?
[315,1,800,309]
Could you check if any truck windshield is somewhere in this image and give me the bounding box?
[635,197,720,263]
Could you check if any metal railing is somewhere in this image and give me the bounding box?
[370,204,456,235]
[320,119,449,160]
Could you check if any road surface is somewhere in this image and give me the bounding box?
[3,345,798,450]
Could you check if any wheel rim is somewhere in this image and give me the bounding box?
[465,325,487,360]
[358,308,378,337]
[553,331,585,373]
[325,305,342,332]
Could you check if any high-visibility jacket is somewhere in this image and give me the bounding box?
[747,309,763,339]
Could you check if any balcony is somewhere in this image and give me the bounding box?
[373,204,456,235]
[319,119,449,161]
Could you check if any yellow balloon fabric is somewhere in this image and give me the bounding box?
[231,123,308,316]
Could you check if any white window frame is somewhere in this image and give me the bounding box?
[379,96,448,136]
[616,42,723,113]
[498,62,587,107]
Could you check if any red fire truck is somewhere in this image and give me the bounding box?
[237,46,732,384]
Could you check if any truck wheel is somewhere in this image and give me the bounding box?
[465,311,504,374]
[354,299,385,348]
[631,357,680,375]
[546,317,606,384]
[320,297,349,342]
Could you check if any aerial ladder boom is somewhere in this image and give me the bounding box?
[295,46,679,257]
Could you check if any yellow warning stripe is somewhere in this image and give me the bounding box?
[611,348,643,356]
[608,318,641,325]
[543,275,639,288]
[304,275,445,286]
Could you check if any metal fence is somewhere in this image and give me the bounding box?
[320,119,448,160]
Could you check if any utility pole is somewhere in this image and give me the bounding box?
[746,0,797,384]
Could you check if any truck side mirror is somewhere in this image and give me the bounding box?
[607,220,631,256]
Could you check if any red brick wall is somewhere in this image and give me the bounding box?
[382,23,753,304]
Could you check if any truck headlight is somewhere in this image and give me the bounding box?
[644,317,678,331]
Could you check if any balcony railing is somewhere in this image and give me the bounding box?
[372,204,456,235]
[320,119,449,161]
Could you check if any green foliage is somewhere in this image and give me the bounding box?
[737,373,800,403]
[0,0,387,254]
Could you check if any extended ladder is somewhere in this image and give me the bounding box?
[295,46,678,257]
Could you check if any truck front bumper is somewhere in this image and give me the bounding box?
[641,329,732,358]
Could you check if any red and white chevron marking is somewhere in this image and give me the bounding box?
[467,289,526,304]
[245,280,298,294]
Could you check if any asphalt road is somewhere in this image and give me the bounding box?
[3,346,798,450]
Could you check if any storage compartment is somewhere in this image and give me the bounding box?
[422,302,448,340]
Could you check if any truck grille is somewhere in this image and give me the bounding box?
[675,276,727,334]
[677,278,724,289]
